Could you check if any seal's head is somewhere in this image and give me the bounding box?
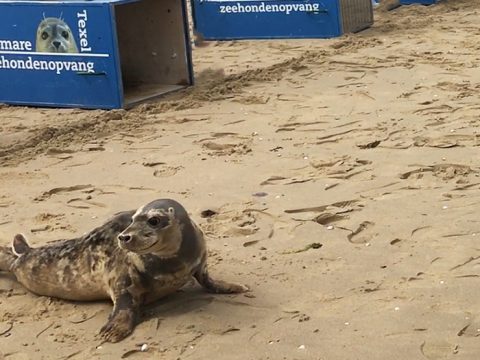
[118,199,189,257]
[36,17,78,53]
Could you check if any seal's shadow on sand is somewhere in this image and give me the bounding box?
[142,286,216,320]
[143,283,252,322]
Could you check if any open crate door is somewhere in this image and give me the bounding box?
[115,0,193,107]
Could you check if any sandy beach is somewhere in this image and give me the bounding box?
[1,1,480,359]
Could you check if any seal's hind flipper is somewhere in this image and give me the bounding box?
[0,246,15,272]
[194,265,249,294]
[12,234,31,256]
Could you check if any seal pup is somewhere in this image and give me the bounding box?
[0,199,247,342]
[36,17,78,53]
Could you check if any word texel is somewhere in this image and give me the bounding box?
[77,9,91,52]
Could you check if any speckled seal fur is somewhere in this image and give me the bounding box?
[0,199,248,342]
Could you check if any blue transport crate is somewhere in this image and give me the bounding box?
[0,0,193,109]
[192,0,374,40]
[400,0,437,4]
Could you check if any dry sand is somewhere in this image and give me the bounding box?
[1,1,480,359]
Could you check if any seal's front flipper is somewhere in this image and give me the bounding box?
[99,292,139,342]
[99,307,137,342]
[99,276,140,343]
[12,234,31,256]
[194,266,249,294]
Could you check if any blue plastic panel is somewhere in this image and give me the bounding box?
[0,1,123,109]
[192,0,343,40]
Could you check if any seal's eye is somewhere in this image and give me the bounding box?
[147,217,160,227]
[41,31,49,40]
[61,30,69,39]
[147,216,169,228]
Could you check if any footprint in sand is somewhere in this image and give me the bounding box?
[153,166,183,178]
[142,161,183,178]
[195,132,253,157]
[399,163,476,182]
[200,204,263,239]
[420,340,456,359]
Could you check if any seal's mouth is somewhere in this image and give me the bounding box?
[120,237,162,255]
[129,240,179,258]
[137,240,160,254]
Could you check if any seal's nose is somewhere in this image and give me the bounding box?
[118,234,132,243]
[52,41,61,49]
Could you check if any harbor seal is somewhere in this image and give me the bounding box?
[36,17,78,53]
[0,199,248,342]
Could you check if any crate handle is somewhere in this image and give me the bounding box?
[77,71,107,76]
[309,1,328,14]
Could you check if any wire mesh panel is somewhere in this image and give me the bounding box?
[339,0,374,34]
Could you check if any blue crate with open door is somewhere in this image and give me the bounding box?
[0,0,193,109]
[400,0,437,4]
[191,0,374,40]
